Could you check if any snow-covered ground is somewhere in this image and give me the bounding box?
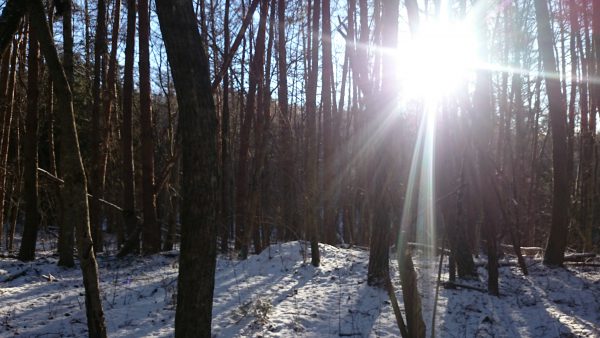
[1,241,599,337]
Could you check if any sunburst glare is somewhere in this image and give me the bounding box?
[398,20,479,100]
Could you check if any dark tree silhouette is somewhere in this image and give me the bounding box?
[155,0,220,336]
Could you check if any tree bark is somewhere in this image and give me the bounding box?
[139,0,160,254]
[321,0,336,245]
[305,0,321,267]
[277,0,295,241]
[155,0,219,336]
[0,35,18,251]
[367,0,394,288]
[89,0,107,252]
[535,0,570,266]
[219,0,232,253]
[57,0,75,267]
[18,20,40,262]
[236,0,269,258]
[472,3,500,296]
[26,0,107,336]
[119,0,139,256]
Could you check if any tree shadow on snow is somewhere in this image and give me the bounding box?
[437,261,590,338]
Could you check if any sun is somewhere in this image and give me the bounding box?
[397,20,479,100]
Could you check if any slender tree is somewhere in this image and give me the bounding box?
[277,0,295,241]
[89,0,107,252]
[0,34,18,251]
[305,0,321,267]
[321,0,336,245]
[219,0,232,254]
[237,0,269,258]
[139,0,160,254]
[118,0,139,256]
[26,0,107,335]
[396,0,426,335]
[57,0,75,267]
[366,3,391,287]
[18,19,41,261]
[535,0,570,266]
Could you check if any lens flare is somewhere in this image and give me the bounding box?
[398,21,479,100]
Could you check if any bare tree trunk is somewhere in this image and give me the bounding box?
[591,0,600,253]
[42,1,60,251]
[239,0,269,258]
[18,20,40,261]
[155,0,219,336]
[58,0,75,267]
[26,0,107,335]
[248,0,274,254]
[219,0,232,253]
[277,0,295,241]
[396,1,426,335]
[321,0,336,245]
[354,0,370,246]
[579,0,596,251]
[6,88,22,253]
[84,0,91,86]
[118,0,139,256]
[90,0,107,252]
[305,0,321,267]
[7,167,22,252]
[366,3,390,287]
[0,35,18,251]
[234,3,248,252]
[472,6,500,296]
[139,0,160,254]
[535,0,570,266]
[99,0,121,235]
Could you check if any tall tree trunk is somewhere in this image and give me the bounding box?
[234,2,248,252]
[155,1,219,337]
[535,0,570,266]
[26,0,107,335]
[248,0,274,254]
[119,0,138,255]
[219,0,232,253]
[0,35,18,251]
[42,1,60,250]
[277,0,295,241]
[90,0,107,252]
[139,0,160,254]
[354,0,370,246]
[18,20,40,261]
[240,0,269,258]
[96,0,119,238]
[305,0,321,267]
[397,1,426,334]
[472,2,500,296]
[366,3,390,288]
[321,0,336,245]
[592,0,600,253]
[58,0,75,267]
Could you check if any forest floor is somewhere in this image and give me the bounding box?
[1,239,599,337]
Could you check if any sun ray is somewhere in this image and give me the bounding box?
[396,19,479,101]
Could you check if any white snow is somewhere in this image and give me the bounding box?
[1,241,599,337]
